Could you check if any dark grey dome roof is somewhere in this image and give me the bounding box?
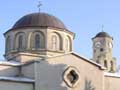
[12,12,67,30]
[95,32,111,38]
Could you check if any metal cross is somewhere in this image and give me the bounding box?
[102,25,104,32]
[37,1,42,12]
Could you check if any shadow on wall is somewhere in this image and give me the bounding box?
[84,78,95,90]
[35,60,68,90]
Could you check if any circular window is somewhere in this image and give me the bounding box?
[63,66,80,88]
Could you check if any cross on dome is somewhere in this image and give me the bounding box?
[102,25,104,32]
[37,1,42,12]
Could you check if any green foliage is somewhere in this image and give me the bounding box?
[84,79,95,90]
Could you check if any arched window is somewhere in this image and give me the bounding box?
[15,32,26,51]
[32,31,45,49]
[52,35,57,50]
[6,36,11,52]
[104,60,107,68]
[18,35,23,49]
[67,36,72,51]
[110,61,114,71]
[65,39,69,51]
[35,34,40,49]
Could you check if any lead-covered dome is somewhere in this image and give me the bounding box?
[12,12,67,30]
[95,32,111,38]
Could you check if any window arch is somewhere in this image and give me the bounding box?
[35,34,40,49]
[6,36,11,52]
[15,32,26,51]
[51,32,63,51]
[18,35,24,49]
[52,35,57,50]
[65,38,69,51]
[32,31,45,49]
[65,36,72,52]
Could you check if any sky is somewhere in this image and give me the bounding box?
[0,0,120,67]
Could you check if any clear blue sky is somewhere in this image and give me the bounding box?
[0,0,120,66]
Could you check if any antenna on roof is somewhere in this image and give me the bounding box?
[37,1,42,12]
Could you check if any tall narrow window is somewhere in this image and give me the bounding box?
[65,39,69,51]
[68,36,72,51]
[6,36,11,52]
[104,60,107,68]
[110,61,114,71]
[18,35,23,49]
[35,34,40,49]
[52,35,57,50]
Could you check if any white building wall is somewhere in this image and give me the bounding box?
[0,81,33,90]
[0,65,19,77]
[21,63,35,79]
[104,75,120,90]
[34,54,104,90]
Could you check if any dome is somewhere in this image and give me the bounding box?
[12,12,67,30]
[94,32,111,38]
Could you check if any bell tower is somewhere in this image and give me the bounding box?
[92,32,116,72]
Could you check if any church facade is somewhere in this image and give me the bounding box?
[0,12,120,90]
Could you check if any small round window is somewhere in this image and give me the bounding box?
[63,66,80,88]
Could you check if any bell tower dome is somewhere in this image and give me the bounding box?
[92,32,116,72]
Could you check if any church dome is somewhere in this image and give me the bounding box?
[12,12,67,30]
[95,32,111,38]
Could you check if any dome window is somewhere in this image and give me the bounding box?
[18,35,24,49]
[65,39,69,51]
[6,36,11,52]
[52,35,57,50]
[35,34,40,49]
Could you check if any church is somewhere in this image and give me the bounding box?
[0,11,120,90]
